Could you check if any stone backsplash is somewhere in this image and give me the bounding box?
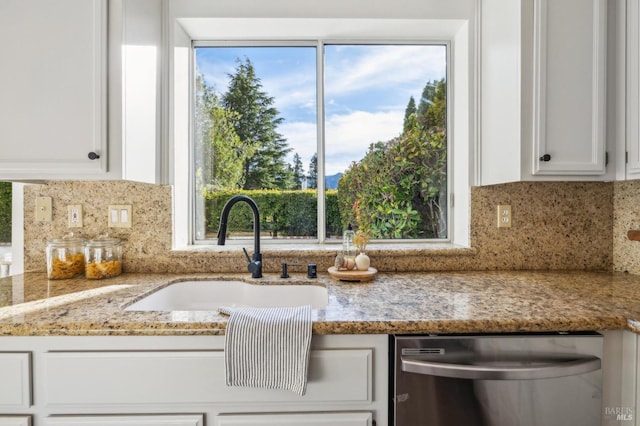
[22,180,620,274]
[613,180,640,274]
[23,181,173,273]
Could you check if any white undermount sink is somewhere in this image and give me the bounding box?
[125,280,328,311]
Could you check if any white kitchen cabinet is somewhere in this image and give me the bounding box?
[44,415,204,426]
[214,412,372,426]
[0,335,388,425]
[43,349,372,406]
[480,0,610,185]
[531,0,607,176]
[0,418,31,426]
[599,330,638,426]
[0,0,108,180]
[0,353,31,410]
[626,0,640,180]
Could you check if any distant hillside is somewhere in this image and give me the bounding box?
[325,172,342,190]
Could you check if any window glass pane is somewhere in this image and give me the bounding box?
[0,182,11,277]
[194,46,317,241]
[193,43,448,244]
[325,45,448,239]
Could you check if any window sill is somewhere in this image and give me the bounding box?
[172,242,476,257]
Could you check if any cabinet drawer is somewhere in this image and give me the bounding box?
[0,417,32,426]
[44,414,203,426]
[0,352,31,409]
[44,349,371,407]
[215,412,372,426]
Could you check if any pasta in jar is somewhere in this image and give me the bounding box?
[85,235,122,279]
[85,259,122,279]
[46,234,86,279]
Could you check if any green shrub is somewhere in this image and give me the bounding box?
[337,78,448,239]
[0,182,11,242]
[338,116,447,239]
[205,189,342,239]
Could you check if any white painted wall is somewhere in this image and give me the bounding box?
[164,0,477,247]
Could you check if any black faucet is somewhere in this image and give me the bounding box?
[217,195,262,278]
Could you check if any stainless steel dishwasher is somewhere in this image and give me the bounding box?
[391,332,603,426]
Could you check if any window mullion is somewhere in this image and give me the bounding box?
[316,41,326,242]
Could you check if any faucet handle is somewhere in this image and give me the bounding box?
[242,247,252,263]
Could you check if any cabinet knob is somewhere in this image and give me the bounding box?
[539,154,551,162]
[88,152,100,160]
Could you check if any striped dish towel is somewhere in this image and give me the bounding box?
[219,305,312,396]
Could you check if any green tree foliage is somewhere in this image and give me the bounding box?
[195,74,247,192]
[291,153,305,190]
[418,78,446,131]
[403,96,417,132]
[0,182,11,242]
[307,153,318,189]
[338,79,447,239]
[222,58,292,190]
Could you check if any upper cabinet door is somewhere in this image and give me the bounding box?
[532,0,607,176]
[479,0,610,186]
[0,0,107,180]
[627,0,640,179]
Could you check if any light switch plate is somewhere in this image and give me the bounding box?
[108,204,132,228]
[35,197,52,222]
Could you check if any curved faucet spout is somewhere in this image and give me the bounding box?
[217,195,262,278]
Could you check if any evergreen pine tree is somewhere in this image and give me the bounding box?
[222,57,291,190]
[292,153,305,189]
[307,153,318,189]
[403,96,417,132]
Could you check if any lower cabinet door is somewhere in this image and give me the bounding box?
[215,412,372,426]
[44,415,204,426]
[0,417,31,426]
[0,352,32,410]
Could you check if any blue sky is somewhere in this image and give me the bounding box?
[196,44,446,175]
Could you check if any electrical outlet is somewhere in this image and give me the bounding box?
[497,205,512,228]
[67,205,83,228]
[35,197,52,222]
[108,204,132,228]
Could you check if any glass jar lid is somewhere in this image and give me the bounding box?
[85,233,121,248]
[47,232,86,247]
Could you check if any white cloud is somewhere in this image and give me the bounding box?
[263,73,316,113]
[280,109,403,176]
[325,45,446,99]
[196,59,235,93]
[279,121,317,169]
[325,110,403,175]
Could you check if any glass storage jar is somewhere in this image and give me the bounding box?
[46,233,86,279]
[84,235,122,279]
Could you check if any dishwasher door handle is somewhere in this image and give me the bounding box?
[401,356,601,380]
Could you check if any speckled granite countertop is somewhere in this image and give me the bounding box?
[1,271,639,336]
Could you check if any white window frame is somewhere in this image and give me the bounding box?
[191,40,451,245]
[168,0,475,250]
